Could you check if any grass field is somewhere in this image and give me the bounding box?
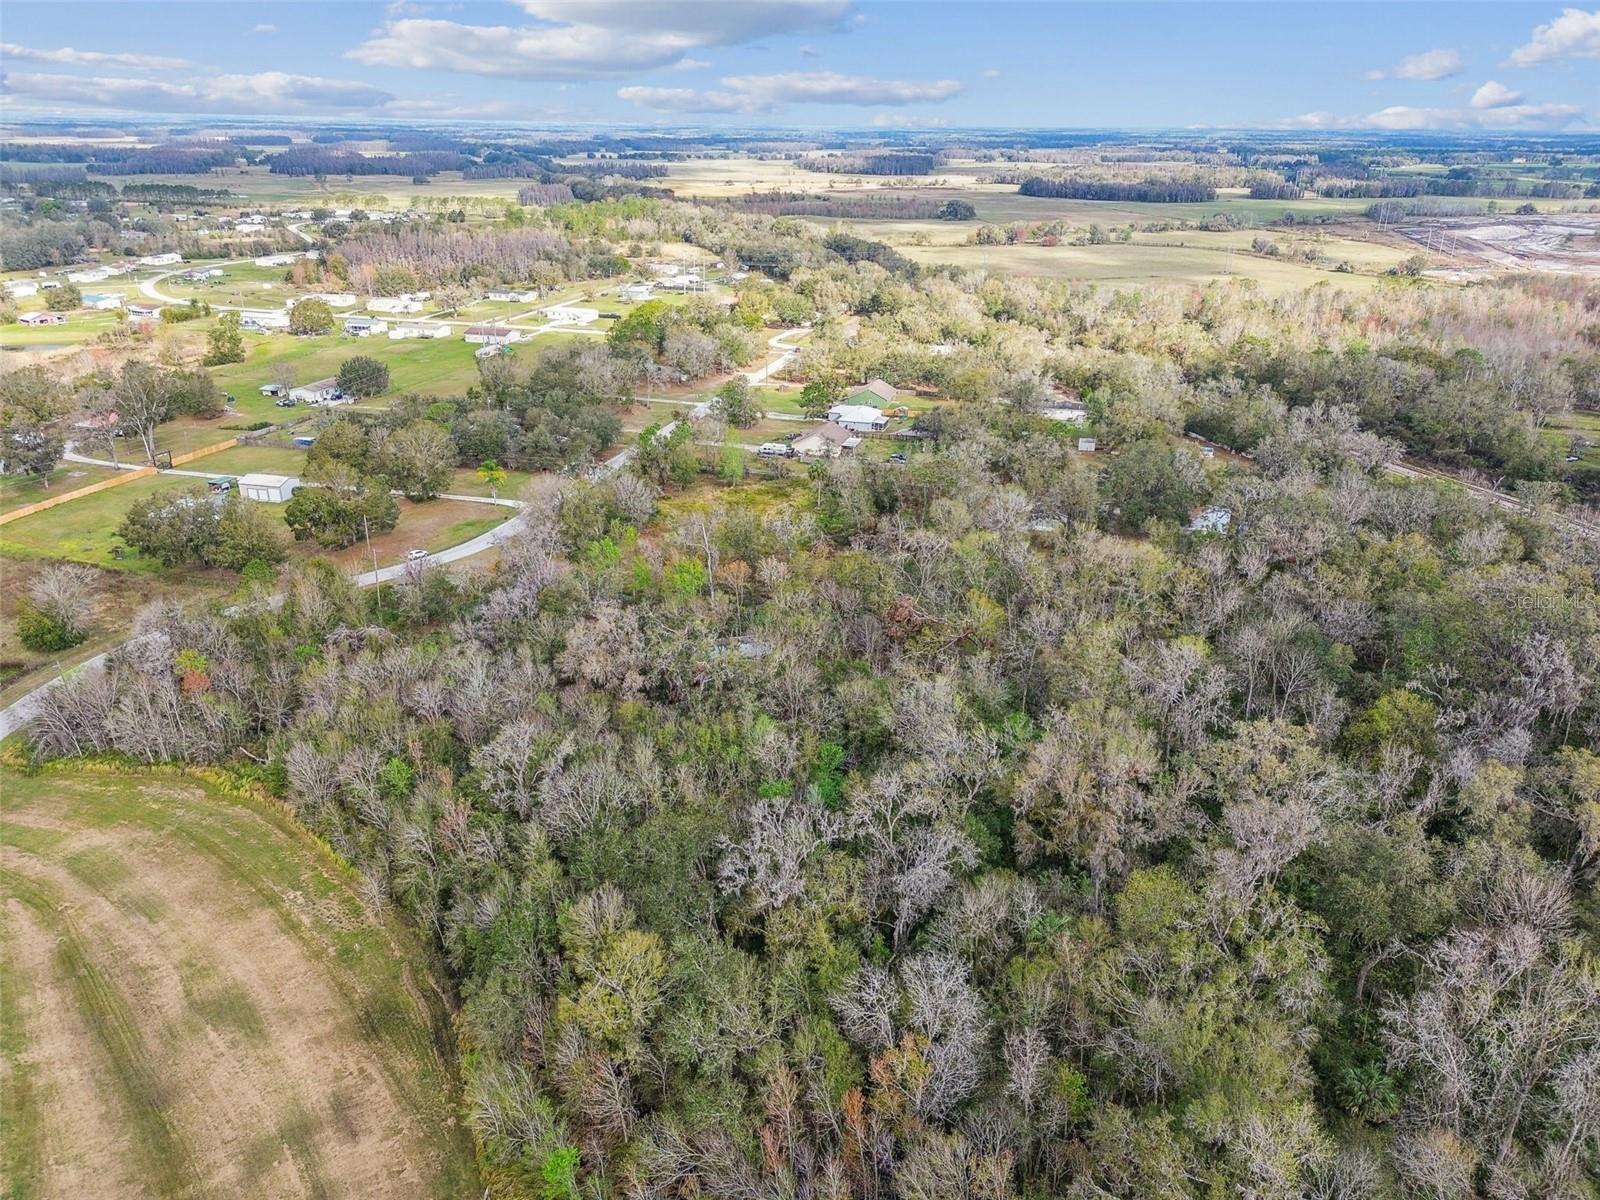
[0,763,479,1199]
[0,465,123,516]
[0,475,197,569]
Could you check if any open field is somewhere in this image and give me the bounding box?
[0,464,123,516]
[0,474,198,569]
[0,764,479,1200]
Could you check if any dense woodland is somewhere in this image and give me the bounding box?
[4,137,1600,1199]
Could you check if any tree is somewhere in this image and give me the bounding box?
[288,298,335,336]
[633,420,698,488]
[17,563,97,651]
[118,487,218,565]
[477,459,508,499]
[607,299,669,356]
[166,370,225,419]
[44,283,81,312]
[337,355,390,398]
[0,365,69,485]
[203,311,245,366]
[112,361,172,464]
[211,495,289,571]
[799,378,841,419]
[711,376,759,428]
[380,419,455,500]
[284,472,399,548]
[1098,438,1207,532]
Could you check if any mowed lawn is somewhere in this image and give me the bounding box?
[0,475,197,569]
[0,464,123,516]
[0,764,480,1200]
[205,333,487,414]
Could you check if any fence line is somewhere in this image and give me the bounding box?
[0,466,157,527]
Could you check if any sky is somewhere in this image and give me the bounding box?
[0,1,1596,131]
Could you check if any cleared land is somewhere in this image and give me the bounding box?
[0,764,479,1200]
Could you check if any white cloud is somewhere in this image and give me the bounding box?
[980,68,1002,79]
[1470,80,1523,109]
[1276,101,1584,131]
[1365,48,1463,81]
[348,0,852,80]
[673,58,711,71]
[619,69,963,113]
[615,86,755,114]
[251,24,277,35]
[799,44,821,57]
[0,41,193,70]
[1,70,396,116]
[1507,7,1600,66]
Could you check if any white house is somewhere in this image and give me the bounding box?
[239,309,290,332]
[656,272,704,293]
[138,252,183,267]
[542,304,599,325]
[288,378,339,405]
[1042,404,1088,424]
[618,283,654,302]
[67,267,113,284]
[5,281,39,299]
[343,315,389,337]
[81,292,123,310]
[465,325,522,346]
[126,303,163,321]
[485,288,539,303]
[368,295,424,314]
[254,253,299,267]
[389,320,450,340]
[18,311,64,326]
[825,404,889,433]
[292,292,357,309]
[238,474,300,504]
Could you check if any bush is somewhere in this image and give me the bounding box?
[16,598,85,652]
[45,282,81,311]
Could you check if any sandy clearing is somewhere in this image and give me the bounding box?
[1,781,459,1199]
[1,897,151,1199]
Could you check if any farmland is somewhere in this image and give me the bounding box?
[0,763,479,1199]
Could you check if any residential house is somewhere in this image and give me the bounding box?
[367,295,425,314]
[465,325,522,346]
[5,281,39,299]
[389,320,450,340]
[343,315,389,337]
[792,423,860,459]
[18,311,64,326]
[825,404,889,433]
[292,292,357,309]
[138,252,183,267]
[1041,404,1088,424]
[67,267,114,284]
[485,288,540,303]
[240,309,290,332]
[288,378,340,405]
[81,292,123,310]
[542,304,599,324]
[618,283,654,302]
[253,253,299,267]
[853,378,898,405]
[126,303,163,323]
[656,272,704,293]
[238,474,300,503]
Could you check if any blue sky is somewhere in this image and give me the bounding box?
[0,2,1595,130]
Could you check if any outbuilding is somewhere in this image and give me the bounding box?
[237,473,300,504]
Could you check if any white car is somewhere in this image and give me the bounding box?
[405,548,429,563]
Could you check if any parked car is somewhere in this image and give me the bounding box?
[274,396,295,408]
